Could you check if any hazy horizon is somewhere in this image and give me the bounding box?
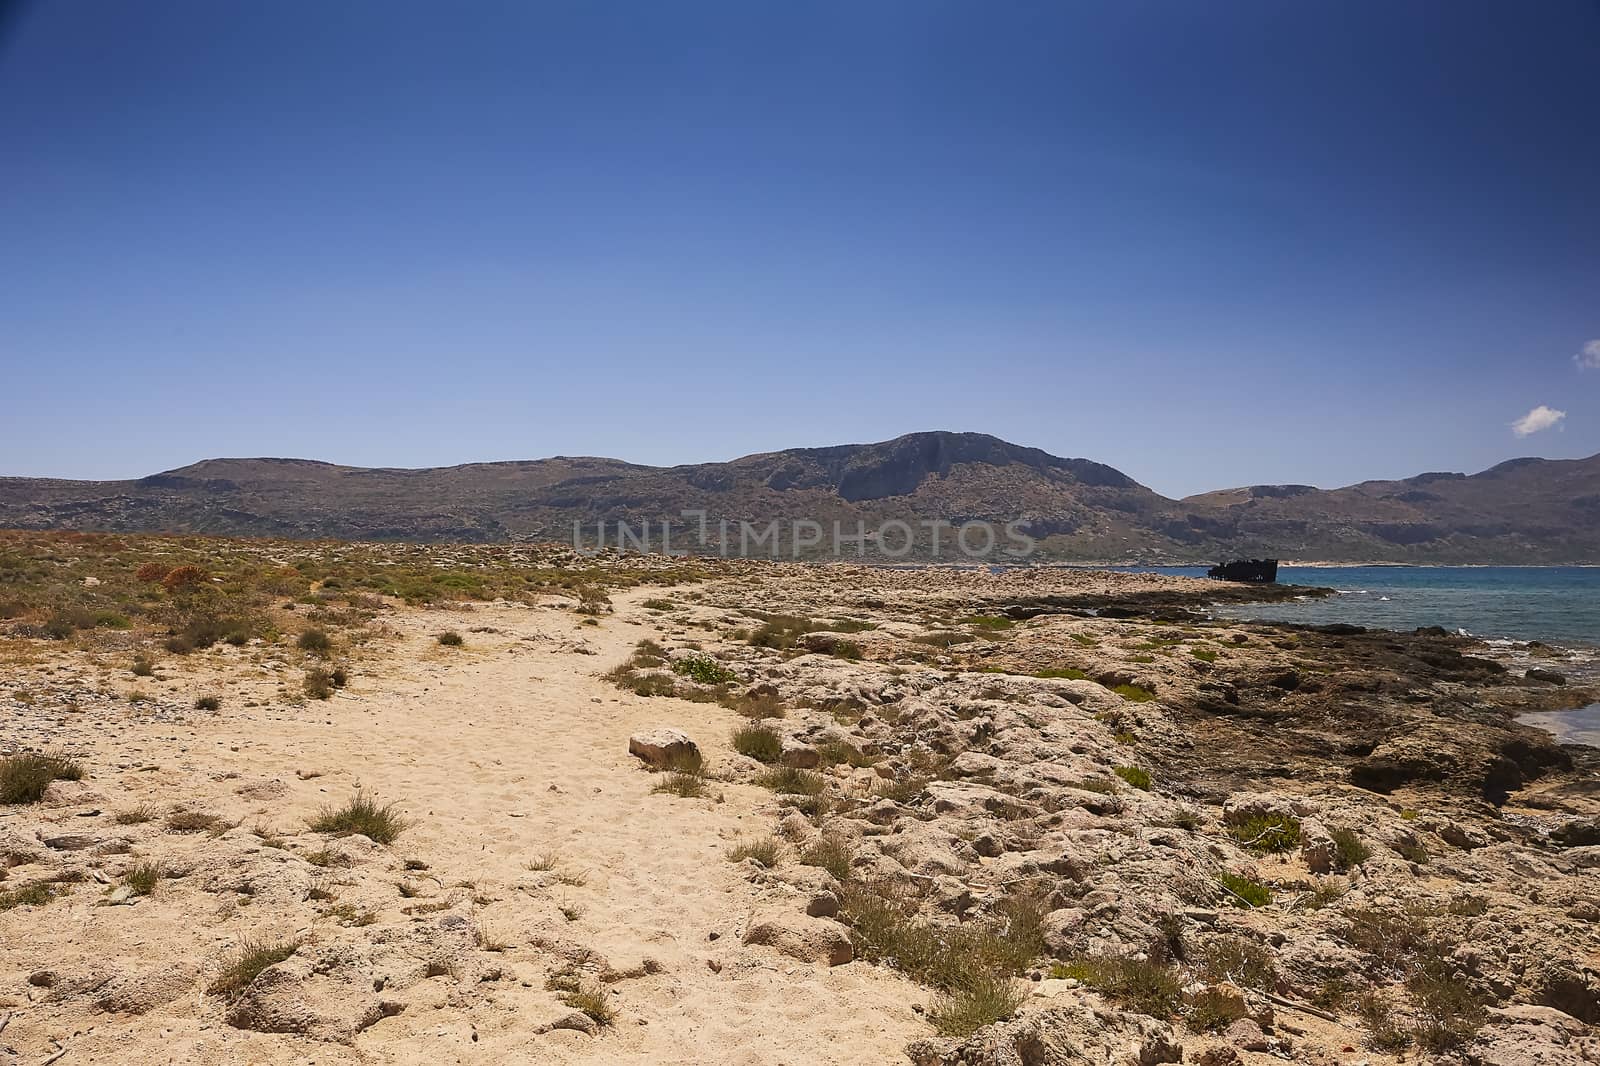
[4,1,1598,497]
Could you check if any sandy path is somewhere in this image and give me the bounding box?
[5,590,925,1064]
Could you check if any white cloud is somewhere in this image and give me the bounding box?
[1577,339,1600,370]
[1511,405,1566,437]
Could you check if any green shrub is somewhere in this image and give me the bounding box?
[1190,647,1219,662]
[817,740,877,768]
[1395,838,1431,865]
[652,771,707,798]
[308,795,409,844]
[1217,872,1272,908]
[165,810,229,833]
[1113,765,1151,790]
[874,775,929,804]
[1357,991,1411,1051]
[1110,683,1155,702]
[959,615,1014,631]
[437,630,464,646]
[1408,954,1486,1053]
[0,882,63,911]
[1329,827,1371,869]
[1226,813,1301,853]
[120,860,164,897]
[840,883,1046,998]
[1198,936,1275,990]
[561,980,616,1025]
[731,724,782,763]
[1035,667,1089,680]
[672,655,736,685]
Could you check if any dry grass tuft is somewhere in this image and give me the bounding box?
[208,937,301,999]
[120,860,164,897]
[0,752,83,805]
[798,832,854,881]
[928,973,1027,1036]
[754,766,825,796]
[727,837,783,868]
[731,724,782,763]
[165,809,229,834]
[562,980,616,1025]
[308,794,409,844]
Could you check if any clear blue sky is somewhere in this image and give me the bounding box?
[3,1,1597,498]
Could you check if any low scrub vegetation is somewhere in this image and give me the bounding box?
[209,938,301,999]
[731,724,782,763]
[1217,871,1272,908]
[0,752,83,805]
[727,837,782,868]
[120,860,164,897]
[1053,954,1183,1018]
[1329,827,1372,869]
[928,972,1026,1036]
[308,795,409,844]
[1226,813,1302,853]
[1112,765,1151,790]
[755,766,825,796]
[798,832,854,880]
[672,654,736,685]
[841,885,1045,1035]
[165,809,230,834]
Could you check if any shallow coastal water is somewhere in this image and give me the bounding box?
[1113,565,1600,646]
[1517,704,1600,747]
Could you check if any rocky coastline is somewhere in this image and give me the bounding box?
[0,539,1595,1064]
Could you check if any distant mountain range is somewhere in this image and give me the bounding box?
[4,432,1598,563]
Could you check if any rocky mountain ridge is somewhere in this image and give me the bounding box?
[3,432,1598,563]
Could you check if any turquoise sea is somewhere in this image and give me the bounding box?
[1117,565,1600,647]
[1110,565,1600,745]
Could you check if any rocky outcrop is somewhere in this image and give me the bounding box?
[224,956,401,1042]
[627,728,699,768]
[906,1001,1181,1066]
[742,909,853,966]
[1206,559,1278,583]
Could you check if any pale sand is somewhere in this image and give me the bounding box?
[2,589,926,1064]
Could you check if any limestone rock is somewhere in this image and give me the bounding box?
[542,1010,599,1036]
[906,1000,1180,1066]
[742,910,853,966]
[225,957,399,1042]
[780,738,821,768]
[1298,817,1339,874]
[628,729,699,768]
